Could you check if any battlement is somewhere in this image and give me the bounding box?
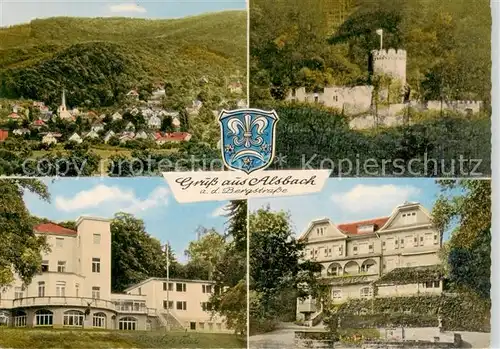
[372,48,407,60]
[428,100,482,106]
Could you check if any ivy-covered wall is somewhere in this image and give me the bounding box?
[329,294,490,332]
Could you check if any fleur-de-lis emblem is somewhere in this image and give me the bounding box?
[227,114,268,148]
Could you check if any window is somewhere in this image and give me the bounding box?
[57,261,66,273]
[35,310,53,326]
[93,234,101,244]
[353,246,358,255]
[56,282,66,297]
[176,301,187,310]
[402,211,417,225]
[369,244,374,252]
[208,322,213,330]
[434,234,439,244]
[190,322,196,330]
[92,286,100,299]
[382,241,386,250]
[119,317,137,331]
[93,313,106,328]
[176,283,186,292]
[199,322,205,330]
[420,236,424,246]
[41,260,49,272]
[316,227,324,236]
[360,287,373,299]
[201,302,213,311]
[138,287,141,295]
[163,300,173,309]
[216,323,222,330]
[92,258,101,273]
[202,285,212,294]
[314,96,319,103]
[14,311,26,327]
[414,236,418,246]
[56,238,64,248]
[14,287,23,299]
[333,95,338,102]
[63,310,84,327]
[75,283,79,297]
[338,246,343,256]
[424,281,440,288]
[38,281,45,297]
[401,238,405,248]
[332,289,342,299]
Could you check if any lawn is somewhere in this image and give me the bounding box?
[0,328,246,348]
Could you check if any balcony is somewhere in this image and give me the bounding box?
[12,296,116,311]
[114,300,148,314]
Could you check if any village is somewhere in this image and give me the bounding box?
[0,81,246,149]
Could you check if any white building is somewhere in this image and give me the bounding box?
[148,115,161,129]
[42,133,58,145]
[297,202,442,323]
[0,217,229,332]
[57,90,73,120]
[68,133,83,144]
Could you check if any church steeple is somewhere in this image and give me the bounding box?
[61,89,66,111]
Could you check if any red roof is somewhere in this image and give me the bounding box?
[8,113,20,119]
[337,217,390,235]
[0,129,8,141]
[34,222,77,236]
[33,119,46,126]
[165,132,191,141]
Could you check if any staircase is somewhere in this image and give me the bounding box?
[156,310,185,331]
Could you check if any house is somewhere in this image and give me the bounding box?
[126,90,139,100]
[227,81,243,94]
[68,133,83,144]
[150,88,165,100]
[13,128,30,136]
[104,131,116,144]
[12,104,22,113]
[99,114,107,120]
[156,132,192,145]
[296,202,442,323]
[91,122,105,133]
[8,112,21,120]
[236,99,247,108]
[0,129,8,141]
[141,108,154,117]
[172,117,181,129]
[125,122,135,132]
[32,119,47,128]
[112,112,122,121]
[130,108,140,116]
[148,115,161,129]
[119,134,134,144]
[85,130,100,139]
[71,108,80,116]
[134,130,148,140]
[0,217,231,331]
[42,133,59,145]
[33,101,45,108]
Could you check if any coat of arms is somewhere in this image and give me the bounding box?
[218,109,279,174]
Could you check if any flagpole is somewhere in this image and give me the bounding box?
[380,30,383,50]
[165,243,170,331]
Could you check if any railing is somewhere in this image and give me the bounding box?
[13,296,117,310]
[114,301,148,314]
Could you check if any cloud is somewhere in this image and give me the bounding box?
[108,3,147,14]
[331,184,420,215]
[55,184,169,214]
[210,203,229,218]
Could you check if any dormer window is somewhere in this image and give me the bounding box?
[402,211,417,225]
[358,224,375,234]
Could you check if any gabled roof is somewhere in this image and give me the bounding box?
[34,222,77,236]
[379,202,432,231]
[338,217,390,235]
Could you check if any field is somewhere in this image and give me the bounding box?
[0,328,246,348]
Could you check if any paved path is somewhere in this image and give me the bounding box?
[249,324,491,349]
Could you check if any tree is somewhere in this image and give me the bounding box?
[249,206,321,333]
[110,212,180,292]
[0,179,51,290]
[210,200,247,335]
[184,227,225,280]
[432,179,491,298]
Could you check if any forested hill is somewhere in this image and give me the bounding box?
[250,0,490,103]
[0,11,246,107]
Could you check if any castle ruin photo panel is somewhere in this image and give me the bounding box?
[248,178,491,349]
[250,0,491,177]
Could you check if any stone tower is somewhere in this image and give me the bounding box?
[371,48,407,86]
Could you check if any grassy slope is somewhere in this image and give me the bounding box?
[0,11,246,103]
[0,328,246,348]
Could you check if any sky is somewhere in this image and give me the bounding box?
[248,178,453,241]
[22,177,231,263]
[0,0,246,27]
